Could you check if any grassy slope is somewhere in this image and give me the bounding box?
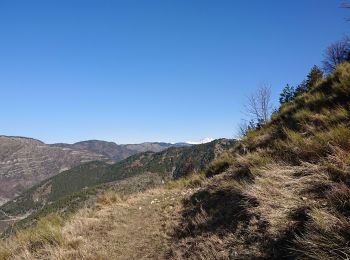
[0,139,235,233]
[167,63,350,259]
[0,187,193,259]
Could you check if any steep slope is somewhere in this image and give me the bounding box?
[0,139,234,234]
[0,136,106,205]
[168,63,350,259]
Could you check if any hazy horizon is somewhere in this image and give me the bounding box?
[0,134,216,146]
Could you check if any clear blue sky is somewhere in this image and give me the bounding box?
[0,0,349,144]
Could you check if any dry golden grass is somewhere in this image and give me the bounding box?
[293,208,350,260]
[244,164,330,237]
[0,214,64,260]
[205,152,235,177]
[166,171,206,190]
[1,155,349,259]
[0,187,196,260]
[96,190,122,205]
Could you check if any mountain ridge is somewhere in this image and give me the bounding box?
[0,136,191,206]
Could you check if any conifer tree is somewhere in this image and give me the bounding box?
[295,65,323,96]
[279,84,295,104]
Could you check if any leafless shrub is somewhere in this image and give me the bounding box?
[245,83,273,126]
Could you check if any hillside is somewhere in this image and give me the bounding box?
[50,140,132,161]
[167,63,350,258]
[0,136,106,205]
[0,137,190,207]
[1,64,349,259]
[0,139,234,235]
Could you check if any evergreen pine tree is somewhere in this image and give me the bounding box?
[295,65,323,96]
[279,84,295,104]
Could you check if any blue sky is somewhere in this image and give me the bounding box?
[0,0,349,144]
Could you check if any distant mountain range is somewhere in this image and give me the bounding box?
[50,140,190,161]
[0,136,191,205]
[0,138,235,233]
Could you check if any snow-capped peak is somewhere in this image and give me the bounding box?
[186,138,214,145]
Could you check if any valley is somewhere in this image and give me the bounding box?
[0,139,234,235]
[0,136,190,206]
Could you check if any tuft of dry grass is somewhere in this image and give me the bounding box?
[332,63,350,98]
[293,208,350,260]
[322,146,350,182]
[96,190,122,205]
[166,171,207,190]
[0,214,63,260]
[244,127,274,149]
[205,152,235,177]
[271,124,350,163]
[327,184,350,217]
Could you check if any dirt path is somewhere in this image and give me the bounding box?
[48,188,193,260]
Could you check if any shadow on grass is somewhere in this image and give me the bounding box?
[175,188,260,239]
[266,206,311,259]
[168,174,312,259]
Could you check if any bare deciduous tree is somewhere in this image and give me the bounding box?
[245,83,273,126]
[323,36,350,73]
